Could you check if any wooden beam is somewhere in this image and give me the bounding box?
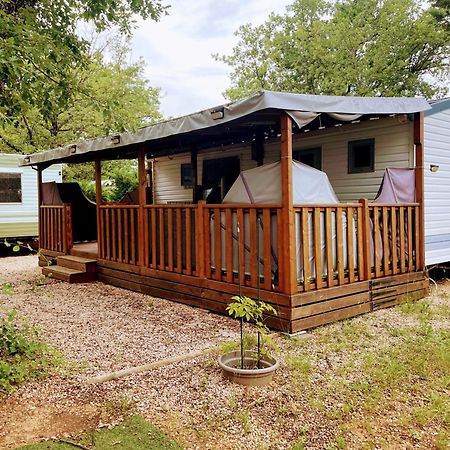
[95,160,102,259]
[138,147,147,266]
[359,198,371,280]
[251,132,265,166]
[37,168,43,249]
[280,113,298,295]
[414,112,425,270]
[191,147,198,203]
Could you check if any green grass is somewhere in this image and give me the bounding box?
[277,295,450,449]
[313,300,450,447]
[17,415,181,450]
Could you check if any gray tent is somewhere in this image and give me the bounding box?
[211,161,349,284]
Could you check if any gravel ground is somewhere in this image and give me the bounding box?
[1,256,448,450]
[0,255,240,378]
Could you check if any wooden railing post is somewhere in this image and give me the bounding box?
[37,167,43,249]
[138,147,147,267]
[95,160,102,259]
[280,113,298,295]
[196,200,206,278]
[359,198,371,281]
[62,204,73,254]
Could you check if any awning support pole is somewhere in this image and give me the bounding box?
[37,167,43,250]
[95,160,102,259]
[191,146,198,203]
[280,113,298,296]
[138,147,147,267]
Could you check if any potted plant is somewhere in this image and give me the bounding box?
[218,294,279,386]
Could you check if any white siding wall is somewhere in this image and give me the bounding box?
[154,142,257,204]
[293,117,413,202]
[154,153,192,204]
[424,102,450,265]
[0,154,62,238]
[153,116,413,205]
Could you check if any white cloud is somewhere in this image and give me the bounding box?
[130,0,291,117]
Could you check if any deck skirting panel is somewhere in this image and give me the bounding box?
[95,260,428,334]
[96,264,291,332]
[290,272,429,333]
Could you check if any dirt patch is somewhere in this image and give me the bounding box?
[1,400,99,449]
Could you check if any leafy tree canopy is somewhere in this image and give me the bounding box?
[430,0,450,31]
[0,39,162,154]
[0,37,161,201]
[0,0,166,199]
[0,0,167,134]
[216,0,449,100]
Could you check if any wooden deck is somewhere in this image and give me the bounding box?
[39,204,428,334]
[37,112,427,333]
[70,242,98,259]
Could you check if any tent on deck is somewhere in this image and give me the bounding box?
[210,161,349,284]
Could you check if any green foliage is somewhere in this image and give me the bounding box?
[0,309,60,393]
[65,159,139,202]
[228,295,277,335]
[0,1,164,157]
[2,282,14,296]
[17,415,181,450]
[226,295,278,367]
[217,0,449,100]
[430,0,450,31]
[108,160,139,202]
[0,40,162,155]
[286,353,312,376]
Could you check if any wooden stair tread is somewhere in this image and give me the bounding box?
[57,255,97,273]
[42,264,97,283]
[57,255,97,264]
[43,265,83,275]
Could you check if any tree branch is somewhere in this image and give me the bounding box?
[21,114,35,147]
[0,132,23,153]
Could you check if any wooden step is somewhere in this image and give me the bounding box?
[42,265,96,283]
[70,245,98,259]
[57,255,97,272]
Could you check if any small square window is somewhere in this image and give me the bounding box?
[348,139,375,173]
[181,163,193,187]
[0,173,22,203]
[293,147,322,170]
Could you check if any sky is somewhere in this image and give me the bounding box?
[130,0,291,118]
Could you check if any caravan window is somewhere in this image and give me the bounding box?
[293,147,322,170]
[0,173,22,203]
[348,139,375,173]
[180,163,193,187]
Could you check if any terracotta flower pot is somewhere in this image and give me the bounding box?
[218,350,279,386]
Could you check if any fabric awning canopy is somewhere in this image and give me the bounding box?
[21,90,431,167]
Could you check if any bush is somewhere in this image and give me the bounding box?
[0,310,60,393]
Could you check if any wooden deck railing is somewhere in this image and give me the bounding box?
[294,202,420,292]
[40,199,421,295]
[143,205,197,275]
[98,205,139,264]
[294,203,363,291]
[203,205,282,291]
[96,203,282,292]
[368,203,420,278]
[39,204,72,253]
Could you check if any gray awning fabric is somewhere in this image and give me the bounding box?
[20,90,431,167]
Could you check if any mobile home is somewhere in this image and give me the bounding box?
[21,91,431,332]
[424,98,450,266]
[0,153,62,239]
